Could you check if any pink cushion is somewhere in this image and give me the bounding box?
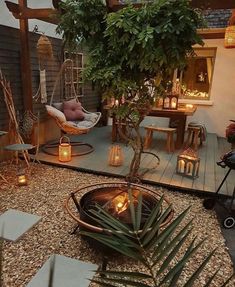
[63,99,85,121]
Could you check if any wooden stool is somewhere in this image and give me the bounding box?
[185,126,201,150]
[144,126,176,153]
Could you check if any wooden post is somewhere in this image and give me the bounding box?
[19,0,33,112]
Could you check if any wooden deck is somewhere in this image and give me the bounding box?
[35,126,235,197]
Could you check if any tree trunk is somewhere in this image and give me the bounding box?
[116,102,152,183]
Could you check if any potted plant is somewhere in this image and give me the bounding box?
[226,121,235,149]
[57,0,204,182]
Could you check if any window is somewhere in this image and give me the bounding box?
[173,47,217,101]
[64,51,84,98]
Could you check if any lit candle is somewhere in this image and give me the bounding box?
[115,99,119,106]
[117,201,124,211]
[186,104,194,109]
[179,159,185,173]
[18,174,27,186]
[115,155,120,162]
[113,194,128,214]
[59,136,72,162]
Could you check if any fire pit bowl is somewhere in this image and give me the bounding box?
[65,182,174,234]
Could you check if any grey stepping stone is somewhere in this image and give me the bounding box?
[27,254,98,287]
[0,209,41,242]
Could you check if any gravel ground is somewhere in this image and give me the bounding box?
[0,163,234,287]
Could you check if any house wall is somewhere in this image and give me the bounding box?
[142,38,235,138]
[188,38,235,137]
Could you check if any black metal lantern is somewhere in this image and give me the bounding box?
[176,148,200,179]
[163,94,179,110]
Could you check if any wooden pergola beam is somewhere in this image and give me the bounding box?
[5,1,59,25]
[18,0,32,112]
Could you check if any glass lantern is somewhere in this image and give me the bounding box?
[59,136,72,162]
[176,148,200,179]
[163,94,179,110]
[108,145,124,166]
[17,169,28,186]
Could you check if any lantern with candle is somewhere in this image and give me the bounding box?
[163,94,179,110]
[111,192,129,214]
[59,136,72,162]
[108,145,124,166]
[176,148,200,179]
[17,169,28,186]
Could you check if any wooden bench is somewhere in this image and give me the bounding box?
[144,126,176,153]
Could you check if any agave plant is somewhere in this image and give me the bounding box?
[80,191,233,286]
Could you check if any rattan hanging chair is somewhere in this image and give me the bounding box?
[43,59,101,156]
[46,59,101,135]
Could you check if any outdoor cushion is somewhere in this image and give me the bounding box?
[67,120,94,129]
[52,102,63,111]
[63,99,85,121]
[77,120,95,128]
[45,105,66,123]
[83,113,99,123]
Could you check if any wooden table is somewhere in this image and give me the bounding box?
[148,106,197,149]
[108,106,197,149]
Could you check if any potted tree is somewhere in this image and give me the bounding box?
[57,0,204,182]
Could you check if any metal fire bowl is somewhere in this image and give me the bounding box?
[65,182,174,234]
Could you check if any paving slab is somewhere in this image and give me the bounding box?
[0,209,41,242]
[26,254,98,287]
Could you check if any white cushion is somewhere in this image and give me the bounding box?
[83,113,99,123]
[77,120,94,128]
[45,105,66,123]
[67,120,94,129]
[52,102,63,111]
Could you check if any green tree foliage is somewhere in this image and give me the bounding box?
[57,0,204,181]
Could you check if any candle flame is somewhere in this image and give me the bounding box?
[113,193,129,214]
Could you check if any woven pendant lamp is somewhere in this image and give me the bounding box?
[37,34,54,63]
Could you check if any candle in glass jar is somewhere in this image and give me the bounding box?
[179,159,185,173]
[186,104,194,109]
[18,174,28,186]
[115,155,120,162]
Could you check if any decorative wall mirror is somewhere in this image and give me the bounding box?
[174,47,217,101]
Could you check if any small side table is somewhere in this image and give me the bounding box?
[4,143,34,168]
